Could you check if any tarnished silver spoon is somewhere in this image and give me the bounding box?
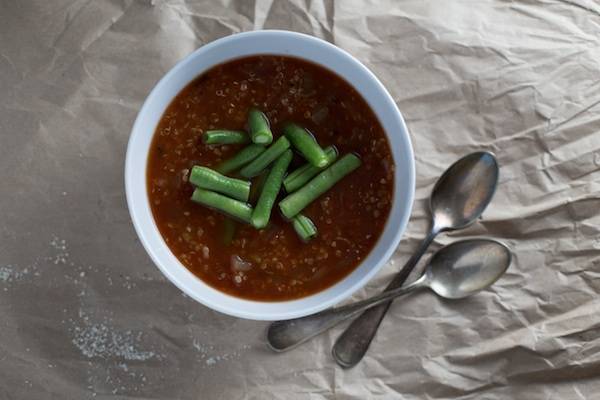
[267,239,510,352]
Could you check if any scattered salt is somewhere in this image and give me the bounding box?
[71,322,157,361]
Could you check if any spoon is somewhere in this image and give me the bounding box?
[267,239,510,352]
[331,151,499,367]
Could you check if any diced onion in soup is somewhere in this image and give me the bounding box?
[311,106,328,124]
[231,255,252,272]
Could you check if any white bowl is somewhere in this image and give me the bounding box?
[125,30,415,321]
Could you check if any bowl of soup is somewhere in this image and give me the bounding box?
[125,30,415,320]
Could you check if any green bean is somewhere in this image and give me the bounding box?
[283,123,328,167]
[251,150,293,229]
[283,146,338,192]
[239,136,290,178]
[279,153,361,219]
[189,166,250,202]
[292,214,318,242]
[248,108,273,145]
[191,188,252,223]
[202,130,250,145]
[215,144,266,174]
[221,217,237,246]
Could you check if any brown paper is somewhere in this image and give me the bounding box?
[2,0,600,398]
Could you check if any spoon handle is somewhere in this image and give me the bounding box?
[332,227,439,368]
[267,278,426,352]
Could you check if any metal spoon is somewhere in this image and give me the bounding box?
[332,151,499,367]
[267,239,510,352]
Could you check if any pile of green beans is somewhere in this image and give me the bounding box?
[187,107,362,242]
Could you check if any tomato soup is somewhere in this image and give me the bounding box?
[147,56,394,301]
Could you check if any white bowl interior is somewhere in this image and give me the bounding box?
[125,31,415,320]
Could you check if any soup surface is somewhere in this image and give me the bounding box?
[147,55,394,301]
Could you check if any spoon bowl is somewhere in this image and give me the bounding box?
[425,239,511,299]
[430,152,499,231]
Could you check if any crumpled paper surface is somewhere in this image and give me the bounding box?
[1,0,600,398]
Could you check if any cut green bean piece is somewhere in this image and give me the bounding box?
[221,217,237,246]
[283,123,328,167]
[203,130,250,145]
[189,166,250,202]
[283,146,338,192]
[240,136,290,178]
[248,108,273,145]
[279,153,362,219]
[251,150,293,229]
[292,214,318,242]
[191,188,252,223]
[215,144,266,174]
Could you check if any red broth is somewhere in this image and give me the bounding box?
[147,56,394,301]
